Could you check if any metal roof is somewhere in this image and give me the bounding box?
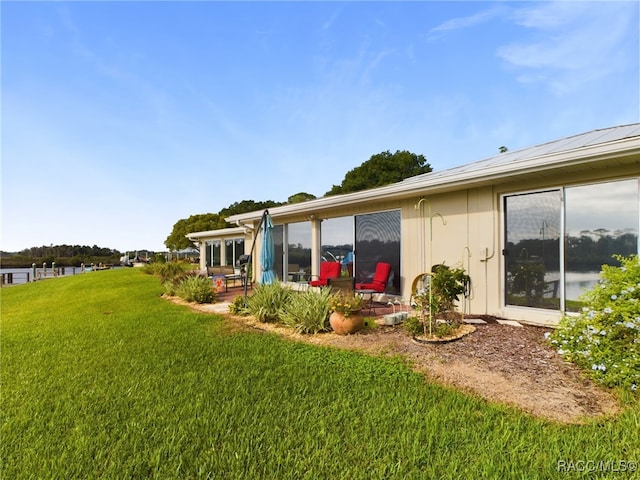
[226,123,640,225]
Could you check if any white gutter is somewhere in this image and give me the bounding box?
[186,226,247,241]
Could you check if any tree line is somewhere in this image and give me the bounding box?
[1,245,123,268]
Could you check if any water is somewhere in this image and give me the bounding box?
[545,271,600,301]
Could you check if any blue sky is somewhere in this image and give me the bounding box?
[2,1,638,253]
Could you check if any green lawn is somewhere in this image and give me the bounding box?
[2,269,639,479]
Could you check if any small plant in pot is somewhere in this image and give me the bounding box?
[409,264,472,341]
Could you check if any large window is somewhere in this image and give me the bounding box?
[272,211,401,290]
[355,210,401,295]
[504,179,639,311]
[322,216,354,277]
[564,179,639,310]
[272,222,311,281]
[205,240,221,267]
[287,222,312,278]
[225,238,245,267]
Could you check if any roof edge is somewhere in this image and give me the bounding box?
[226,129,639,224]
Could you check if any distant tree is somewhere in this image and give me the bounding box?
[326,150,431,196]
[287,192,316,204]
[165,213,227,251]
[499,146,509,153]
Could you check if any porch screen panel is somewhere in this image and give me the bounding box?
[287,222,312,277]
[564,179,639,311]
[225,240,234,267]
[355,210,401,295]
[234,238,245,266]
[504,190,561,309]
[273,224,284,280]
[205,240,221,267]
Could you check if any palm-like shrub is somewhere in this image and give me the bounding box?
[162,270,200,296]
[246,282,291,323]
[229,295,250,315]
[280,287,334,334]
[176,275,215,304]
[144,261,193,283]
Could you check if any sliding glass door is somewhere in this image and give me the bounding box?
[504,179,639,311]
[504,190,561,309]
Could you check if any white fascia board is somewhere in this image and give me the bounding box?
[186,226,246,240]
[226,135,639,225]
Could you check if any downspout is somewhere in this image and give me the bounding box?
[479,186,498,314]
[414,197,426,273]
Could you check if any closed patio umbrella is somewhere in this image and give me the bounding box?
[258,211,276,284]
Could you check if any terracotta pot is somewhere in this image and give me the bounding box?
[329,311,364,335]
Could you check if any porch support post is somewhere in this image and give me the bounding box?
[199,240,206,271]
[310,217,322,280]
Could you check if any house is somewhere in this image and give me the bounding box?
[188,124,640,326]
[187,227,249,270]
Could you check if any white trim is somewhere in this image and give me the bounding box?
[186,226,246,240]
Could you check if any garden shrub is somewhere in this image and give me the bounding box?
[280,287,333,334]
[143,261,192,283]
[163,279,178,296]
[229,295,250,316]
[176,275,215,304]
[162,270,200,297]
[550,255,639,392]
[246,282,291,323]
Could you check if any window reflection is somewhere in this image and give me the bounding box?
[273,224,284,280]
[504,191,561,310]
[287,222,311,279]
[322,217,354,277]
[205,240,221,267]
[224,238,245,267]
[564,179,639,310]
[355,211,401,295]
[504,179,639,312]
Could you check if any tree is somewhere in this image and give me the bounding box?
[218,199,283,218]
[164,213,227,251]
[325,150,431,196]
[287,192,316,204]
[166,200,284,252]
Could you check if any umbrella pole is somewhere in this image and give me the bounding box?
[244,209,269,300]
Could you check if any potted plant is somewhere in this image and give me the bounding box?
[328,291,364,335]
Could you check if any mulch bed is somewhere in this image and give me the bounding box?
[172,292,621,424]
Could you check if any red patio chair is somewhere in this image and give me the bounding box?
[309,261,341,287]
[356,262,392,293]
